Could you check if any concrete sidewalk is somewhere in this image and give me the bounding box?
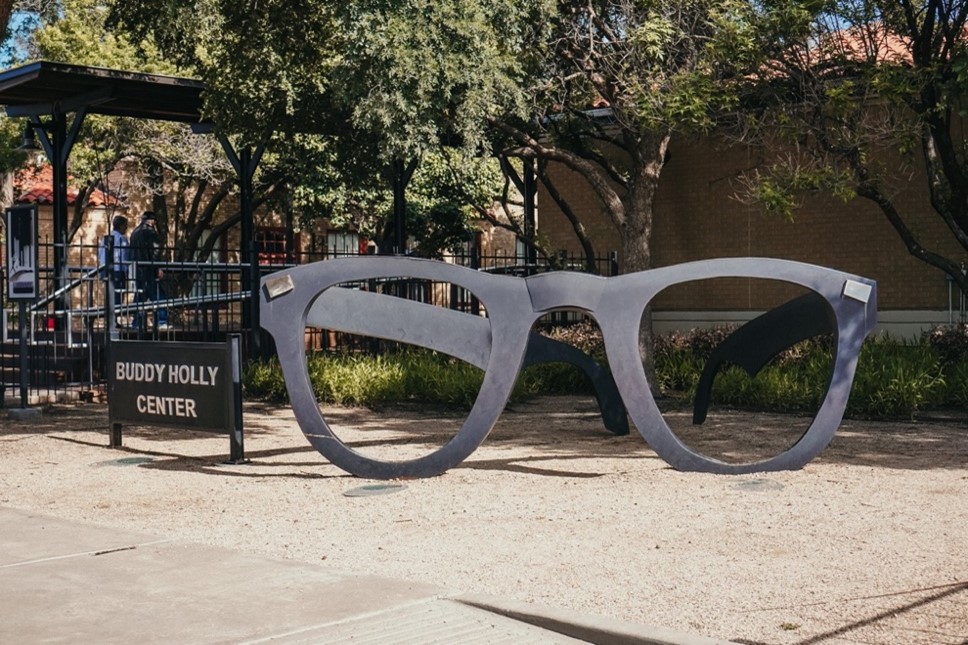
[0,508,733,645]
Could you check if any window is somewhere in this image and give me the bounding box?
[327,230,361,257]
[256,227,297,265]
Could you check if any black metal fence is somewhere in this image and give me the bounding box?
[300,246,618,353]
[0,236,615,405]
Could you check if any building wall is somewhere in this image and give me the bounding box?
[538,137,967,335]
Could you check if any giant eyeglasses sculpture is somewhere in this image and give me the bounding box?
[260,257,877,480]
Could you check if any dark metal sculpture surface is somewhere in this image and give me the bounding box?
[261,257,877,479]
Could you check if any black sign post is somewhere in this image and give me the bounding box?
[6,205,38,409]
[107,335,245,462]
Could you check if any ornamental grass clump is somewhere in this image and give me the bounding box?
[242,356,288,402]
[845,338,946,419]
[307,351,481,407]
[922,325,968,409]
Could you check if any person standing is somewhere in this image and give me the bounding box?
[98,215,129,325]
[129,211,169,330]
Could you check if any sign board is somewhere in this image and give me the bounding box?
[107,337,244,461]
[5,205,38,300]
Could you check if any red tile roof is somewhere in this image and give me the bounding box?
[13,165,120,207]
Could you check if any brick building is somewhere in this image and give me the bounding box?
[537,136,966,337]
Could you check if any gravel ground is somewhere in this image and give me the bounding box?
[1,396,966,645]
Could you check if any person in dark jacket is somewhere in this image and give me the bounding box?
[128,211,169,330]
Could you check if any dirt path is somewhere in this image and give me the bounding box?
[1,396,966,644]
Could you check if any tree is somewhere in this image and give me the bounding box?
[109,0,517,260]
[316,0,765,273]
[114,1,781,269]
[12,0,250,272]
[489,1,761,273]
[737,0,968,297]
[0,1,61,67]
[105,0,797,387]
[0,1,60,206]
[282,137,487,258]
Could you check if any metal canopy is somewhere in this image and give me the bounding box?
[0,61,256,346]
[0,60,206,123]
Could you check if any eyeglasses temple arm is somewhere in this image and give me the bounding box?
[522,334,630,436]
[306,287,492,367]
[693,291,835,424]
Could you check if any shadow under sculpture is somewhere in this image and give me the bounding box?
[260,256,877,480]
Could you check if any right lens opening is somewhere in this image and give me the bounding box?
[647,277,836,465]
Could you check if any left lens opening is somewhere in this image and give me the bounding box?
[302,275,490,463]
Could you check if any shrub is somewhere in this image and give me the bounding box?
[654,350,704,394]
[652,325,738,361]
[242,357,288,402]
[847,339,946,419]
[924,324,968,364]
[307,353,410,406]
[242,327,967,421]
[306,351,481,407]
[702,340,830,414]
[243,348,588,408]
[942,361,968,408]
[544,320,605,360]
[401,352,485,407]
[517,362,594,398]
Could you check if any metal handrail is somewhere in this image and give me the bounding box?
[30,266,101,311]
[64,290,253,318]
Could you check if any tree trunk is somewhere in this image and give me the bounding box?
[620,132,669,394]
[0,3,13,43]
[145,160,169,239]
[623,182,659,394]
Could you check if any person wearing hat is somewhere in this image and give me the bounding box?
[129,211,169,330]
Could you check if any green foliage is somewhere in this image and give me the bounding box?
[847,339,946,419]
[6,0,249,258]
[243,348,600,408]
[255,350,487,407]
[36,0,179,74]
[242,357,289,402]
[654,328,957,421]
[105,0,804,278]
[654,325,737,360]
[654,350,705,393]
[517,362,596,397]
[745,163,857,221]
[1,1,62,67]
[0,116,29,173]
[405,202,475,258]
[619,0,760,132]
[945,361,968,409]
[734,2,968,296]
[244,328,968,421]
[199,0,342,140]
[307,352,410,406]
[696,339,832,414]
[283,141,499,256]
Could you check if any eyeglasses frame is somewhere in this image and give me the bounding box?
[260,256,877,480]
